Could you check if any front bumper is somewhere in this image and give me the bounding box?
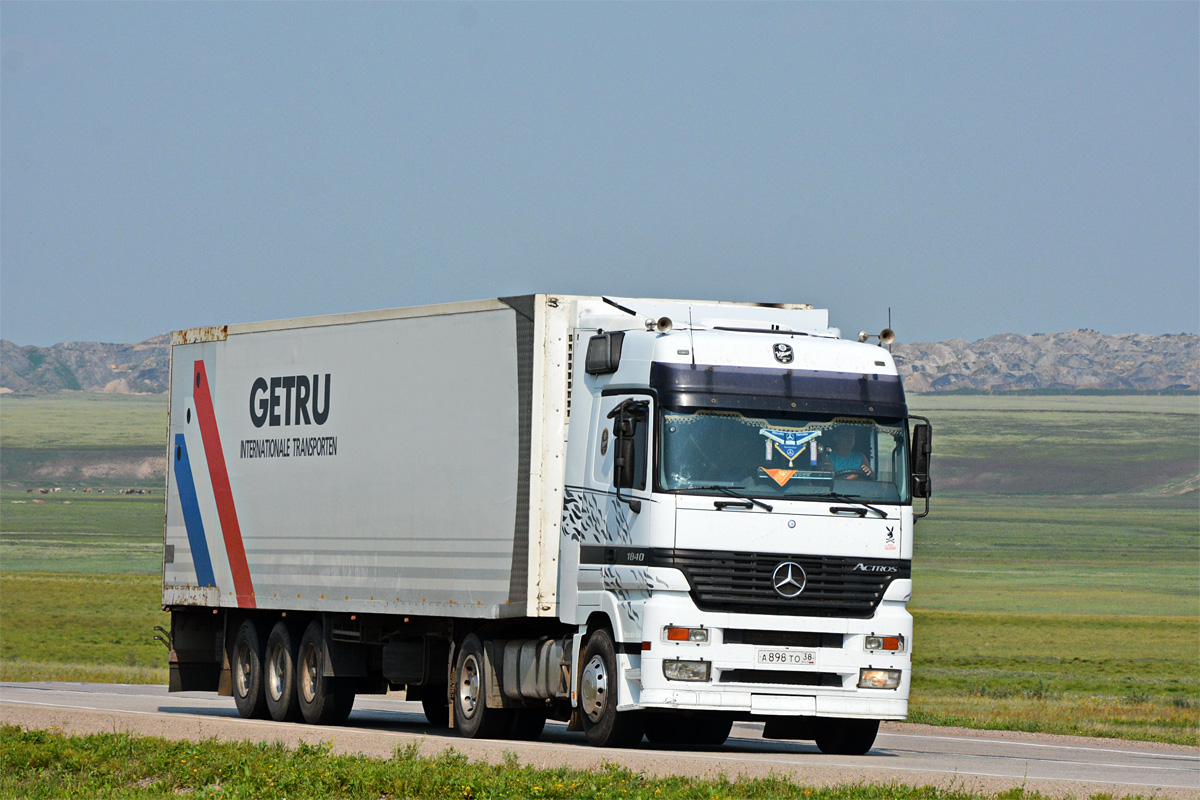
[629,590,912,719]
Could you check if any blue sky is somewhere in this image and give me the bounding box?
[2,2,1196,346]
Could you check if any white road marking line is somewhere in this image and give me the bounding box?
[877,730,1200,761]
[3,698,1195,790]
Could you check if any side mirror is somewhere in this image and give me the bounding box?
[911,422,931,488]
[909,417,932,517]
[606,398,648,514]
[615,437,636,489]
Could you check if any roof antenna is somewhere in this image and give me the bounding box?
[689,307,695,366]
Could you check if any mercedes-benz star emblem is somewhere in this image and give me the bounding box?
[772,561,806,598]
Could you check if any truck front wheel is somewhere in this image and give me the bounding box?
[296,621,355,725]
[453,634,512,738]
[644,713,732,747]
[580,629,644,747]
[264,621,302,722]
[814,718,879,755]
[231,620,268,719]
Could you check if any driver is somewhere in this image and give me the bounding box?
[821,426,873,479]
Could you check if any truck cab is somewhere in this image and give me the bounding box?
[556,298,930,751]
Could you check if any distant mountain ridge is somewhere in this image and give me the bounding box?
[0,335,169,394]
[892,330,1198,393]
[1,329,1196,394]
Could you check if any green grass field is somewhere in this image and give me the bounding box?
[0,726,1133,800]
[0,392,1197,745]
[0,573,168,684]
[0,393,167,450]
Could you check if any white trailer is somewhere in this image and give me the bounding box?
[163,294,931,752]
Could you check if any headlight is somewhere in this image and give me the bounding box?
[663,659,711,681]
[663,626,709,643]
[864,635,905,653]
[858,668,902,689]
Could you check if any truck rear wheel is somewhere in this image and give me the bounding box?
[507,709,547,741]
[421,692,449,728]
[231,620,269,719]
[453,634,512,738]
[580,629,644,747]
[296,621,355,725]
[814,718,879,755]
[264,621,302,722]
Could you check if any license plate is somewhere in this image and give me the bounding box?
[756,648,816,666]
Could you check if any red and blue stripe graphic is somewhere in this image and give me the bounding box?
[188,360,256,608]
[172,434,216,588]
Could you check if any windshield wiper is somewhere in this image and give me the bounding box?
[692,485,774,513]
[821,491,888,518]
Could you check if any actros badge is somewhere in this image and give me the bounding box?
[773,343,794,364]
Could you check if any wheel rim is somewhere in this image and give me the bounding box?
[300,643,318,704]
[266,643,285,702]
[580,654,607,723]
[234,640,251,699]
[458,653,481,719]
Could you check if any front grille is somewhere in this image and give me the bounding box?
[723,629,843,648]
[720,670,842,687]
[657,549,909,618]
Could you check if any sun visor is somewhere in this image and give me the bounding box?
[650,362,907,418]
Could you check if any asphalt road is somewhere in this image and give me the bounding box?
[2,682,1196,798]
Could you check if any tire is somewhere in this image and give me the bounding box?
[689,715,733,746]
[453,634,512,738]
[296,621,355,725]
[580,629,644,747]
[421,691,449,728]
[264,621,302,722]
[230,620,269,719]
[644,713,731,747]
[814,718,879,755]
[507,709,547,741]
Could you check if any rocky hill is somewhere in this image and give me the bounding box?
[1,329,1196,394]
[0,335,169,394]
[892,330,1198,393]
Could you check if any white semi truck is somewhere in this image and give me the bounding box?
[162,295,931,753]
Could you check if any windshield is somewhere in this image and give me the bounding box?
[659,406,910,504]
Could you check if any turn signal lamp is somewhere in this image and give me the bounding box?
[858,669,902,689]
[664,627,709,643]
[864,635,905,653]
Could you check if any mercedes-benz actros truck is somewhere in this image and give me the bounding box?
[162,294,931,753]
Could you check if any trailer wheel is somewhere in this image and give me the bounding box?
[507,709,547,741]
[814,718,879,755]
[296,621,355,725]
[264,621,302,722]
[230,620,269,719]
[453,634,512,738]
[580,629,644,747]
